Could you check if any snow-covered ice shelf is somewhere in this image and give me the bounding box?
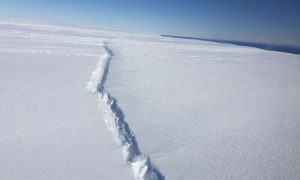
[1,20,300,180]
[105,36,300,179]
[0,21,133,180]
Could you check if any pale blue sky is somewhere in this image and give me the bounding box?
[0,0,299,46]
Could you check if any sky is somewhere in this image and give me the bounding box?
[0,0,299,47]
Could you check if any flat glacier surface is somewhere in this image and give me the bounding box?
[0,21,133,180]
[1,20,300,180]
[105,38,300,179]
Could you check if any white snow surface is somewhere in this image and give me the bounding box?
[1,20,300,180]
[0,21,133,180]
[86,42,163,180]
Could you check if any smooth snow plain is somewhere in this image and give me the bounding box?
[0,21,133,180]
[1,20,300,180]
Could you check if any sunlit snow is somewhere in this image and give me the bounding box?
[1,20,299,180]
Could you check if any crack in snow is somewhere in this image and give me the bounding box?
[87,41,164,180]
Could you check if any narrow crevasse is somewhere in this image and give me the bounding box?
[87,41,164,180]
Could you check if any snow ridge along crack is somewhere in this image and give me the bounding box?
[87,41,164,180]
